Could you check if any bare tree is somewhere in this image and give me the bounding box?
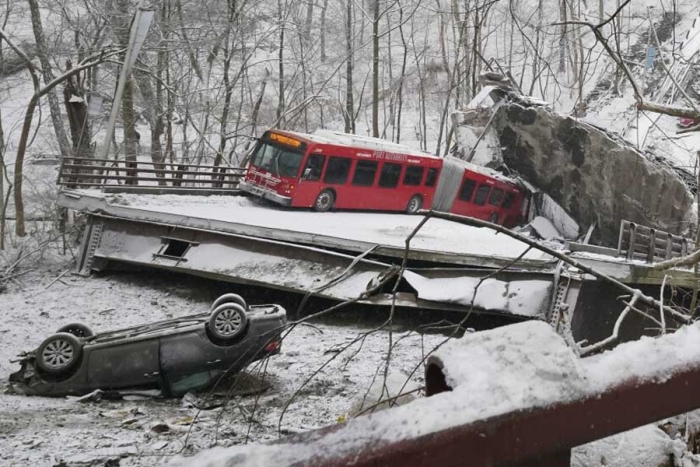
[344,0,356,133]
[0,28,118,236]
[26,0,71,158]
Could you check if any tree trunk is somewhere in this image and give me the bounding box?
[559,0,567,73]
[277,0,286,127]
[63,62,92,160]
[304,0,314,40]
[395,3,408,144]
[320,0,329,62]
[345,0,355,133]
[0,104,5,249]
[372,0,380,137]
[27,0,71,158]
[114,0,138,183]
[13,94,39,236]
[122,77,139,183]
[0,38,5,248]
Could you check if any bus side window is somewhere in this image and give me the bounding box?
[425,168,438,187]
[488,188,504,206]
[473,184,491,206]
[458,178,477,202]
[323,157,352,185]
[352,160,379,186]
[378,163,402,188]
[302,154,326,181]
[502,192,516,208]
[403,166,424,186]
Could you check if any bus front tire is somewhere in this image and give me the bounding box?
[314,190,335,212]
[488,212,499,224]
[406,195,423,214]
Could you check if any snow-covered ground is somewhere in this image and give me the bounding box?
[0,243,450,466]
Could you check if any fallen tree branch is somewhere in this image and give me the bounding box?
[652,248,700,270]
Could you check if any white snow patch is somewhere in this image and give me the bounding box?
[75,191,553,262]
[404,271,552,317]
[529,216,563,240]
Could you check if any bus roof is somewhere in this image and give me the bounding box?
[443,156,520,187]
[270,129,439,160]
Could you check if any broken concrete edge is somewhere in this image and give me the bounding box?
[173,320,700,467]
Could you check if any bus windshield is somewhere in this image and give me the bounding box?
[250,142,304,178]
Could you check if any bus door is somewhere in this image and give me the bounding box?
[296,153,327,207]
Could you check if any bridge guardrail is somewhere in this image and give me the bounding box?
[57,156,245,194]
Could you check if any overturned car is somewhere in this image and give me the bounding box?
[9,294,287,397]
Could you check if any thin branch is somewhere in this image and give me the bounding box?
[579,291,638,355]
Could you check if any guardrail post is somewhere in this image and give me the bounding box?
[627,222,636,261]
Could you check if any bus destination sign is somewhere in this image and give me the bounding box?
[269,132,302,148]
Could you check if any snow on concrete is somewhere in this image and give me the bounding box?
[77,191,552,263]
[529,216,563,240]
[403,271,552,318]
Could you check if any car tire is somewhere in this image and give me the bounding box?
[406,195,423,214]
[210,293,247,312]
[208,303,248,344]
[314,189,335,212]
[36,333,82,375]
[488,212,499,224]
[57,323,94,339]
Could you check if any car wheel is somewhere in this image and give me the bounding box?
[36,333,82,375]
[210,293,247,312]
[488,212,499,224]
[314,190,335,212]
[406,195,423,214]
[57,323,94,338]
[208,303,248,343]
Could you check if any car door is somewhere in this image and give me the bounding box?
[87,339,161,389]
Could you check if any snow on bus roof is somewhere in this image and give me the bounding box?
[443,156,519,186]
[274,129,439,159]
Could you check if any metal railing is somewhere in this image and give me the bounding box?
[57,156,245,195]
[617,220,693,263]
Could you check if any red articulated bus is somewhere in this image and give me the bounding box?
[240,129,527,227]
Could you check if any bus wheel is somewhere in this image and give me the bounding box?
[406,195,423,214]
[488,212,499,224]
[314,190,335,212]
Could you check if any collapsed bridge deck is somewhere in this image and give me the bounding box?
[58,189,697,343]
